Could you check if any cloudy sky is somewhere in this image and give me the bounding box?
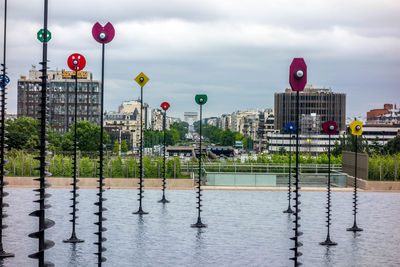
[3,0,400,120]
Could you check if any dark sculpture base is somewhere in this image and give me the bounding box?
[283,207,294,214]
[320,237,337,246]
[158,197,170,204]
[133,207,149,215]
[347,225,363,232]
[63,234,84,243]
[191,218,207,228]
[0,250,14,258]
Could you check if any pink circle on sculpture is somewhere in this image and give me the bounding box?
[92,22,115,44]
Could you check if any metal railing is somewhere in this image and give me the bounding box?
[181,163,342,174]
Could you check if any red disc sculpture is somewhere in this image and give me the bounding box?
[67,53,86,71]
[323,120,338,135]
[63,53,86,244]
[160,102,170,111]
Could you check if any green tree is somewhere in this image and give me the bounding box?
[243,136,254,151]
[332,128,369,156]
[113,140,120,154]
[170,122,188,140]
[220,129,236,146]
[63,121,110,151]
[165,128,180,145]
[370,136,383,154]
[47,130,63,151]
[121,140,128,153]
[384,135,400,155]
[5,117,40,150]
[144,129,162,148]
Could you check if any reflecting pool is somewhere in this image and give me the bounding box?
[1,188,399,266]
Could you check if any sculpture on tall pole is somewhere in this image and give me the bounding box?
[133,72,150,215]
[347,119,363,233]
[191,94,207,228]
[158,101,170,204]
[283,122,296,214]
[289,58,307,266]
[63,53,86,243]
[92,21,115,266]
[0,0,14,258]
[29,1,55,266]
[320,120,338,246]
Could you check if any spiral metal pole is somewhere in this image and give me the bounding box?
[94,43,107,266]
[320,135,337,245]
[158,110,169,203]
[133,85,148,215]
[0,0,14,258]
[64,71,83,243]
[290,90,302,266]
[347,134,363,232]
[28,1,55,266]
[283,135,293,214]
[191,104,206,228]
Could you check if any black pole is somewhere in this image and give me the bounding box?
[64,71,83,243]
[347,134,363,232]
[158,110,169,203]
[134,85,148,215]
[0,0,13,258]
[320,134,337,245]
[191,104,206,228]
[94,43,107,266]
[28,1,55,266]
[290,90,302,266]
[283,134,293,214]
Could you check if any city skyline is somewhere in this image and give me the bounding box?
[3,0,400,120]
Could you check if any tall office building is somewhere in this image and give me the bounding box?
[17,69,101,133]
[274,85,346,132]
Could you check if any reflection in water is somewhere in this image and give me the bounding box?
[348,231,361,267]
[195,228,205,244]
[67,243,78,266]
[2,189,400,266]
[323,246,333,266]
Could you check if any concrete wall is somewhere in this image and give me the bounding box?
[346,175,400,191]
[342,151,368,180]
[206,173,276,186]
[5,177,195,189]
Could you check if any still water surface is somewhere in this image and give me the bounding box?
[1,188,399,267]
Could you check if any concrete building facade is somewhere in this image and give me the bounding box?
[274,85,346,133]
[17,69,101,133]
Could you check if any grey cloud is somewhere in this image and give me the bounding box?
[3,0,400,120]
